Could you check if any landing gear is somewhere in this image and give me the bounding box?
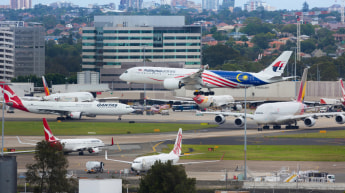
[57,117,65,121]
[263,125,270,130]
[273,125,281,130]
[118,116,122,120]
[79,151,84,156]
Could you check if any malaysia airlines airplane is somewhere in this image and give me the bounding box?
[319,79,345,109]
[0,82,134,120]
[120,51,293,95]
[200,68,345,129]
[105,128,223,174]
[42,76,94,102]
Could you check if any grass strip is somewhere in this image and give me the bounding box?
[2,121,217,135]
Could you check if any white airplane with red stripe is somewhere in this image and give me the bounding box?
[105,128,223,174]
[43,118,113,155]
[320,79,345,109]
[120,51,293,95]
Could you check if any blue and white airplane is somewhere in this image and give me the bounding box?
[120,51,293,95]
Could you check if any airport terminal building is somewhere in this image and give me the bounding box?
[81,15,201,90]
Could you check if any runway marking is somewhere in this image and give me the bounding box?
[116,141,122,152]
[152,141,164,152]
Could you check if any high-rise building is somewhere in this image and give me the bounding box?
[81,16,201,90]
[0,21,45,78]
[10,0,31,9]
[118,0,143,10]
[222,0,235,9]
[202,0,219,11]
[0,28,15,81]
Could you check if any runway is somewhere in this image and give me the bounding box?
[2,110,345,183]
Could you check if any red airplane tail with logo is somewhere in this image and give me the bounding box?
[42,76,50,96]
[257,51,293,77]
[43,118,59,142]
[170,128,182,156]
[340,79,345,106]
[0,82,29,112]
[296,68,308,103]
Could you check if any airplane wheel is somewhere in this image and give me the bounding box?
[118,117,122,120]
[263,126,269,130]
[210,91,215,95]
[193,91,199,96]
[79,151,84,156]
[204,92,209,96]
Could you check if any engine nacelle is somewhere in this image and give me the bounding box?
[163,78,184,90]
[214,114,226,124]
[304,117,316,127]
[335,114,345,124]
[233,104,243,111]
[69,112,82,119]
[86,114,96,118]
[89,147,100,154]
[234,117,245,127]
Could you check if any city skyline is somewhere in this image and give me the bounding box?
[29,0,338,10]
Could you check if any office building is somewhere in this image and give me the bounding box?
[82,16,201,90]
[0,28,15,81]
[10,0,31,9]
[202,0,219,11]
[222,0,234,9]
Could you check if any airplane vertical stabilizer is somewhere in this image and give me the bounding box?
[340,79,345,106]
[296,68,308,103]
[42,76,50,96]
[170,128,182,156]
[258,51,293,77]
[43,118,59,142]
[0,82,28,112]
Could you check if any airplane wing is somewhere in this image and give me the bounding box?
[179,68,204,85]
[177,153,224,165]
[198,111,255,119]
[104,150,133,164]
[17,136,38,146]
[275,112,343,123]
[2,150,36,154]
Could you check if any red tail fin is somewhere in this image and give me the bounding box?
[43,118,58,142]
[296,68,308,103]
[0,82,28,112]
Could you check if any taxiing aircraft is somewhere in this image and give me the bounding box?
[42,76,94,102]
[105,128,223,174]
[320,79,345,109]
[42,118,113,155]
[200,68,345,129]
[0,82,134,120]
[120,51,293,95]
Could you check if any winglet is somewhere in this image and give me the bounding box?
[42,76,50,96]
[296,68,308,103]
[43,118,59,142]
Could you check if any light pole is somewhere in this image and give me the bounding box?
[244,85,247,180]
[142,45,147,109]
[291,47,297,99]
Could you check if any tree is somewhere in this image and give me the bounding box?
[138,160,196,193]
[302,1,309,12]
[26,140,77,193]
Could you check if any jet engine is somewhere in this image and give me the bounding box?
[88,147,100,154]
[233,104,243,111]
[303,117,316,127]
[163,78,184,89]
[214,114,226,124]
[69,112,82,119]
[335,114,345,124]
[234,117,245,127]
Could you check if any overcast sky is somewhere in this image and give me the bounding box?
[31,0,337,10]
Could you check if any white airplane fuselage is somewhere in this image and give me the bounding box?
[120,67,278,90]
[131,153,179,172]
[44,92,94,102]
[60,138,104,152]
[253,102,306,125]
[193,95,234,109]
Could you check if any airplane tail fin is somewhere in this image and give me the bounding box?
[0,82,27,111]
[42,76,50,96]
[296,68,308,103]
[170,128,182,156]
[258,51,293,77]
[43,118,59,142]
[340,79,345,105]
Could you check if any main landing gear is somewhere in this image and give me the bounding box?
[193,90,215,96]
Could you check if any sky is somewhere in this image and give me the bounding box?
[31,0,337,10]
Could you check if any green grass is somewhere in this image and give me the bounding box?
[164,145,345,162]
[2,121,217,135]
[269,130,345,138]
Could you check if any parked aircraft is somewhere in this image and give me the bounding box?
[105,128,223,174]
[0,82,134,120]
[120,51,293,95]
[200,68,345,129]
[42,76,94,102]
[320,79,345,110]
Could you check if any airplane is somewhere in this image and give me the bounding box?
[199,68,345,130]
[42,76,95,102]
[319,79,345,110]
[120,51,293,95]
[105,128,223,174]
[0,82,134,120]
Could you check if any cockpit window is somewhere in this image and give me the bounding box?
[124,71,128,73]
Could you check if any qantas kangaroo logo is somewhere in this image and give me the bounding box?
[272,61,285,72]
[43,119,57,142]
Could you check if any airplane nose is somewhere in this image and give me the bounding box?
[119,73,126,81]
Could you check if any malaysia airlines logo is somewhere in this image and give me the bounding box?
[272,61,285,72]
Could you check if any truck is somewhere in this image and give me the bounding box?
[85,161,104,173]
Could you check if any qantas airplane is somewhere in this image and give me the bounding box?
[0,82,134,120]
[120,51,293,95]
[105,128,223,174]
[319,79,345,110]
[16,118,114,155]
[42,76,94,102]
[200,68,345,129]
